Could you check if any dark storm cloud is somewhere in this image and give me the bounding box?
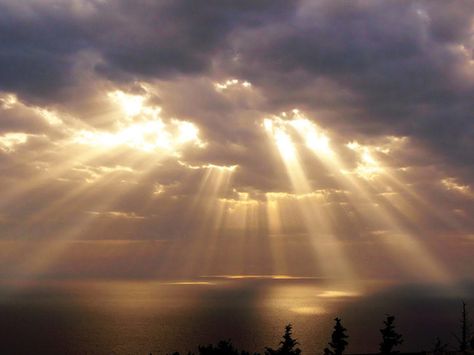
[96,0,298,79]
[0,0,297,102]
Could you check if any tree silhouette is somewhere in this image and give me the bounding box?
[197,339,259,355]
[324,317,349,355]
[265,324,301,355]
[379,315,403,354]
[454,301,471,352]
[431,337,447,354]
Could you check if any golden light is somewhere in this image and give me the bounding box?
[263,118,274,133]
[1,85,462,289]
[218,191,260,231]
[290,118,334,157]
[73,119,203,154]
[214,79,252,91]
[0,132,29,152]
[290,306,326,315]
[263,113,358,284]
[167,164,237,277]
[317,290,361,298]
[175,120,201,145]
[346,141,384,179]
[266,283,361,318]
[273,128,297,161]
[165,281,216,286]
[261,111,455,286]
[35,108,63,126]
[108,90,145,117]
[75,91,205,154]
[0,86,213,282]
[0,92,18,108]
[178,161,238,172]
[441,177,474,198]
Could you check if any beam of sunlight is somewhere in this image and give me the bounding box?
[8,148,170,283]
[265,194,289,275]
[12,184,123,281]
[290,117,334,158]
[262,111,452,284]
[0,96,208,282]
[264,115,357,284]
[216,192,274,276]
[290,123,453,284]
[157,165,236,279]
[0,142,124,210]
[340,168,453,284]
[383,172,468,231]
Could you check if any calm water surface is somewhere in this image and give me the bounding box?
[0,278,471,354]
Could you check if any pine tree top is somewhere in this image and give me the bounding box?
[265,324,301,355]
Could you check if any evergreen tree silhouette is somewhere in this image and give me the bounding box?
[431,337,447,354]
[324,317,349,355]
[454,301,471,352]
[379,315,403,354]
[265,324,301,355]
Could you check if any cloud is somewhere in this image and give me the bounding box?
[0,0,298,102]
[216,0,474,172]
[0,0,474,281]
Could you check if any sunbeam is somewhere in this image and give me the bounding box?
[264,116,358,285]
[290,116,453,284]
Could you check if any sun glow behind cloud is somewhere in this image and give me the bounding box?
[345,142,384,180]
[214,79,252,91]
[108,90,146,117]
[290,117,334,158]
[73,91,205,154]
[73,119,203,153]
[0,132,30,152]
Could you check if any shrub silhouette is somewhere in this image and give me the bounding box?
[379,315,403,354]
[431,337,447,354]
[324,317,349,355]
[265,324,301,355]
[198,339,260,355]
[167,340,260,355]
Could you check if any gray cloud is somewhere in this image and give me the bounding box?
[216,0,474,172]
[0,0,298,102]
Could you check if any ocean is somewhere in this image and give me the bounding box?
[0,278,471,354]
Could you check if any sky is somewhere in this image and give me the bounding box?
[0,0,473,285]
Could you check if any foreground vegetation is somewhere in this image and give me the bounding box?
[163,302,474,355]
